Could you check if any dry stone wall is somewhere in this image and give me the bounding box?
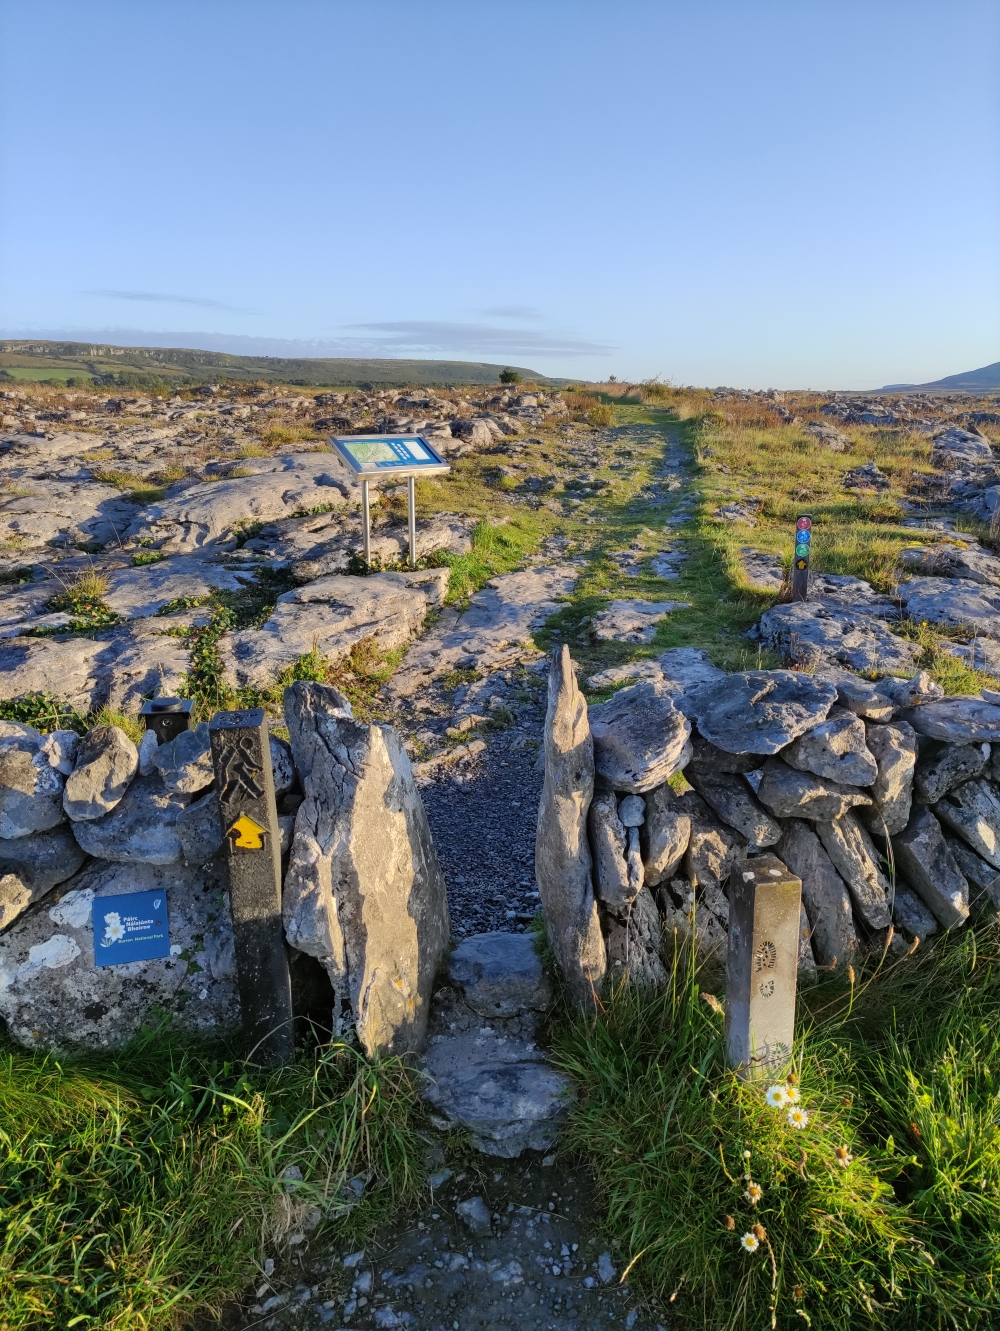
[537,646,1000,997]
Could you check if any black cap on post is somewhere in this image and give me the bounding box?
[209,707,294,1066]
[140,697,193,745]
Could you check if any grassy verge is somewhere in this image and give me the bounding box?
[552,925,1000,1330]
[0,1030,425,1330]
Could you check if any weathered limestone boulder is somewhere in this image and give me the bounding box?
[63,725,138,821]
[899,696,1000,743]
[781,707,878,786]
[587,790,634,911]
[589,679,691,793]
[893,886,939,941]
[618,795,645,826]
[892,806,970,930]
[945,836,1000,913]
[70,773,188,865]
[898,540,1000,587]
[688,670,837,755]
[534,647,606,1006]
[177,790,223,866]
[914,741,990,804]
[682,791,746,891]
[448,932,550,1018]
[686,770,781,847]
[861,721,917,837]
[931,779,1000,869]
[282,681,449,1055]
[151,721,214,795]
[270,736,295,796]
[0,859,239,1052]
[815,813,892,929]
[757,601,919,675]
[657,647,726,710]
[0,825,87,931]
[603,887,667,988]
[0,731,66,838]
[757,758,871,821]
[39,729,78,774]
[778,820,858,970]
[658,874,729,958]
[137,727,159,775]
[823,671,896,721]
[639,783,691,886]
[876,671,943,709]
[896,578,1000,641]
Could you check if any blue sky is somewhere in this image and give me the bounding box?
[1,0,997,388]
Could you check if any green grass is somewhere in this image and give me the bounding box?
[439,516,545,605]
[553,925,1000,1330]
[0,1029,425,1330]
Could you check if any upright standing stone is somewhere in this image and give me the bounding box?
[725,853,801,1078]
[282,682,449,1057]
[209,708,293,1065]
[535,646,606,1007]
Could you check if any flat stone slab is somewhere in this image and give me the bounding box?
[757,758,871,821]
[781,706,878,786]
[590,679,691,793]
[898,696,1000,743]
[931,426,994,465]
[892,805,969,930]
[124,453,351,553]
[386,565,579,697]
[739,548,784,592]
[590,599,690,644]
[896,577,1000,640]
[448,932,551,1018]
[688,670,838,756]
[222,568,449,689]
[0,475,140,552]
[421,1028,573,1157]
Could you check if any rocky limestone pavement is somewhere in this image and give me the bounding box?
[896,576,1000,641]
[387,564,580,699]
[282,681,450,1056]
[898,539,1000,587]
[589,598,691,644]
[757,598,920,675]
[534,646,606,1007]
[223,567,450,691]
[0,858,239,1052]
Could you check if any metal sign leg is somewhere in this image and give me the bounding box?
[362,478,371,566]
[407,474,417,569]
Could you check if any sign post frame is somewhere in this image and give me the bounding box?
[328,434,451,571]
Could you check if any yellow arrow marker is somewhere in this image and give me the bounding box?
[227,814,268,850]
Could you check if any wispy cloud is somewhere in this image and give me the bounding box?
[344,321,613,357]
[86,289,238,310]
[479,304,543,320]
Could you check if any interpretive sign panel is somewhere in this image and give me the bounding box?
[790,514,812,602]
[93,889,169,967]
[209,707,293,1064]
[330,434,450,477]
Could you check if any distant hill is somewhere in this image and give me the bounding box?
[882,359,1000,392]
[0,340,564,389]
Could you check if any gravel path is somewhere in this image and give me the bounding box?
[420,737,544,937]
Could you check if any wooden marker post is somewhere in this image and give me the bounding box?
[209,708,294,1065]
[725,853,802,1078]
[790,514,812,602]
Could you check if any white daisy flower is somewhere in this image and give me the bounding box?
[744,1181,763,1205]
[787,1107,810,1129]
[785,1083,801,1103]
[740,1231,760,1253]
[765,1084,789,1109]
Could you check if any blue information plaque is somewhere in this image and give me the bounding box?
[330,434,450,477]
[93,890,170,967]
